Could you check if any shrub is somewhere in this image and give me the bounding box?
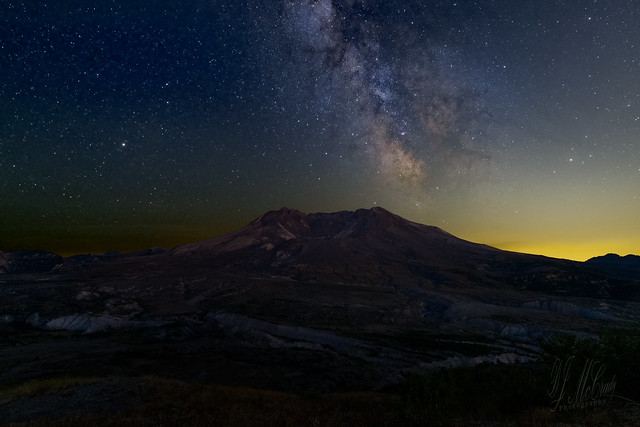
[539,326,640,401]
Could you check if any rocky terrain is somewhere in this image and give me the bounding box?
[1,207,639,422]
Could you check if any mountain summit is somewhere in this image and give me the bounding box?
[172,206,490,262]
[175,206,425,252]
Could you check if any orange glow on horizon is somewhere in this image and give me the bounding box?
[487,240,639,262]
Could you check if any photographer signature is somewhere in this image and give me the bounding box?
[548,356,617,412]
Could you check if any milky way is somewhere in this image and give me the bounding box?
[1,1,639,259]
[275,0,492,195]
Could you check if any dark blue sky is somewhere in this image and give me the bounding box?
[2,1,639,259]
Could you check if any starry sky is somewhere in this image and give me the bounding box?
[1,1,639,260]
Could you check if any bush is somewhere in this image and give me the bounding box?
[397,363,550,425]
[539,326,640,401]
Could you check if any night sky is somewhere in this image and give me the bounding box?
[2,1,639,260]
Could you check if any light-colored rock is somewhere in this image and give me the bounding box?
[26,313,42,327]
[0,314,14,323]
[76,291,100,301]
[45,313,167,334]
[523,300,618,320]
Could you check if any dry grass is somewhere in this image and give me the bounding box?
[1,376,402,426]
[2,370,639,426]
[0,376,98,404]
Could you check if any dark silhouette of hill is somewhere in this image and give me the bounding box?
[586,253,640,281]
[0,249,63,274]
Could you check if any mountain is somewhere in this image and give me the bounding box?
[586,253,640,281]
[3,207,635,301]
[1,207,639,395]
[0,249,63,274]
[169,207,636,301]
[172,207,499,280]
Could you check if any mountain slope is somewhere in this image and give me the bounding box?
[0,250,63,274]
[586,253,640,281]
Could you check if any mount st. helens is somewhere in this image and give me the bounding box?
[0,207,639,394]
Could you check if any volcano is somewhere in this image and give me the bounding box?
[164,207,636,301]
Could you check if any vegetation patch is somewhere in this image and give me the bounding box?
[539,326,640,402]
[0,376,99,404]
[490,313,527,324]
[2,327,639,425]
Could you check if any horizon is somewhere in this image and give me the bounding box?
[2,205,637,262]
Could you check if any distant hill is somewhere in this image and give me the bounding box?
[0,249,63,274]
[586,253,640,281]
